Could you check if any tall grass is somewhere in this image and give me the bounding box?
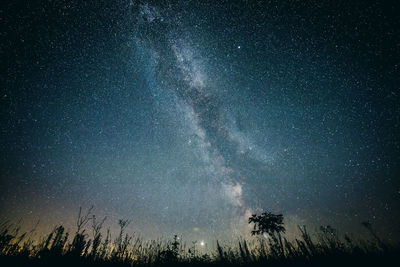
[0,209,397,266]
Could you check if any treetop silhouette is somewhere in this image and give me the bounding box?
[248,212,285,236]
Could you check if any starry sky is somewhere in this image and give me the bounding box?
[1,0,399,244]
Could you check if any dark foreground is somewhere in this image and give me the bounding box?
[1,251,398,267]
[1,218,398,267]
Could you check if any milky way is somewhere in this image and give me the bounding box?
[1,1,399,244]
[133,3,254,238]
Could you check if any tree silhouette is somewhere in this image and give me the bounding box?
[248,212,285,236]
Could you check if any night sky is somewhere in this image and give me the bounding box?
[1,0,399,244]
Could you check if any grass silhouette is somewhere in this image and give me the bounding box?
[0,208,398,266]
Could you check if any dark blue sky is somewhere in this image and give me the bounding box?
[1,0,399,243]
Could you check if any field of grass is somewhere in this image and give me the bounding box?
[0,210,397,267]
